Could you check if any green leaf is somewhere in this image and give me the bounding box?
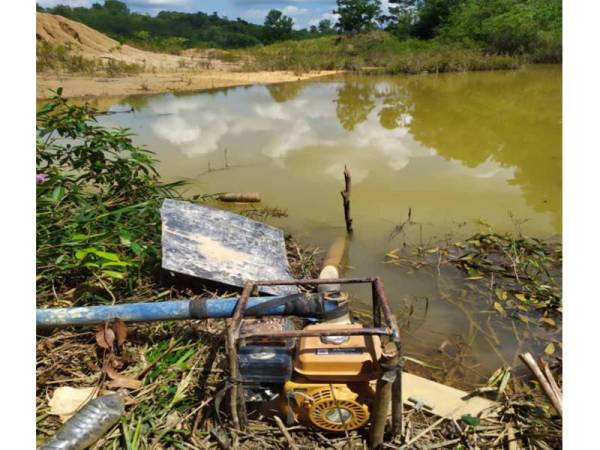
[461,414,480,426]
[51,186,65,203]
[75,249,90,260]
[70,234,90,241]
[89,249,120,261]
[131,242,143,255]
[56,87,63,96]
[37,102,55,115]
[101,261,132,269]
[119,230,132,246]
[102,270,125,279]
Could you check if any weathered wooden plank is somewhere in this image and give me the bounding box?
[401,372,497,419]
[160,199,297,296]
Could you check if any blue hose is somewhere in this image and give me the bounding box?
[36,295,341,327]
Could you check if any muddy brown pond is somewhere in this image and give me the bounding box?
[63,65,562,387]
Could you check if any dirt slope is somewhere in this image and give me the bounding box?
[36,12,340,99]
[36,12,188,70]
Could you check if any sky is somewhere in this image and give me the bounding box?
[36,0,369,29]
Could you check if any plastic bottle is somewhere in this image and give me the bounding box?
[40,394,124,450]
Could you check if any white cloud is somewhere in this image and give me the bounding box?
[254,103,291,121]
[282,5,309,16]
[152,116,200,145]
[149,95,203,115]
[308,12,339,27]
[245,5,308,22]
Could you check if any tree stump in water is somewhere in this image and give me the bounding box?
[340,165,353,234]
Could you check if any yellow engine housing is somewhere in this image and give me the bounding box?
[294,323,382,382]
[284,381,372,432]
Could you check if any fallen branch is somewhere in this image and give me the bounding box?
[273,415,299,450]
[519,353,562,415]
[399,416,446,449]
[539,358,562,403]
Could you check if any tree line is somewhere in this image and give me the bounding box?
[36,0,334,51]
[334,0,561,58]
[37,0,561,60]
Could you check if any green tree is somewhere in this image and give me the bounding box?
[318,19,334,34]
[412,0,462,39]
[386,0,417,38]
[133,30,152,43]
[104,0,129,15]
[440,0,561,57]
[334,0,382,34]
[263,9,294,43]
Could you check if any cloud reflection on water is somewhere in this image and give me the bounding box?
[147,81,441,178]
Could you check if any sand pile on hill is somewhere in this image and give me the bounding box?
[36,12,340,99]
[36,12,192,70]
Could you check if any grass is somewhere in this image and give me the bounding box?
[37,41,143,76]
[236,31,521,74]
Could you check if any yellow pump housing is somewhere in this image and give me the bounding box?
[294,323,382,381]
[284,381,372,431]
[283,322,383,431]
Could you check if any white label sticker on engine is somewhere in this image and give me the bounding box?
[315,348,364,355]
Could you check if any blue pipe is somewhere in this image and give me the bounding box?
[36,296,341,327]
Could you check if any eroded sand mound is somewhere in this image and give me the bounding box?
[36,12,339,99]
[36,12,191,70]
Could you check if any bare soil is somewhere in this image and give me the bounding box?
[36,13,340,99]
[36,69,340,99]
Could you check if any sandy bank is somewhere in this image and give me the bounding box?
[36,70,340,99]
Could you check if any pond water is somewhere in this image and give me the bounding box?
[76,65,562,385]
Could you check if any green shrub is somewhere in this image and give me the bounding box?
[36,89,183,304]
[104,58,144,77]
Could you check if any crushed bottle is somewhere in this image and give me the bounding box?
[40,393,124,450]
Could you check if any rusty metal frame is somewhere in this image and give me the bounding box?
[226,277,402,446]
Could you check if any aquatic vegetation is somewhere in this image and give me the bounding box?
[386,230,562,318]
[385,228,562,448]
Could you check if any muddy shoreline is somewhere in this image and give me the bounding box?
[36,70,341,99]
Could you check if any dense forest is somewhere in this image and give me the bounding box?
[38,0,561,61]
